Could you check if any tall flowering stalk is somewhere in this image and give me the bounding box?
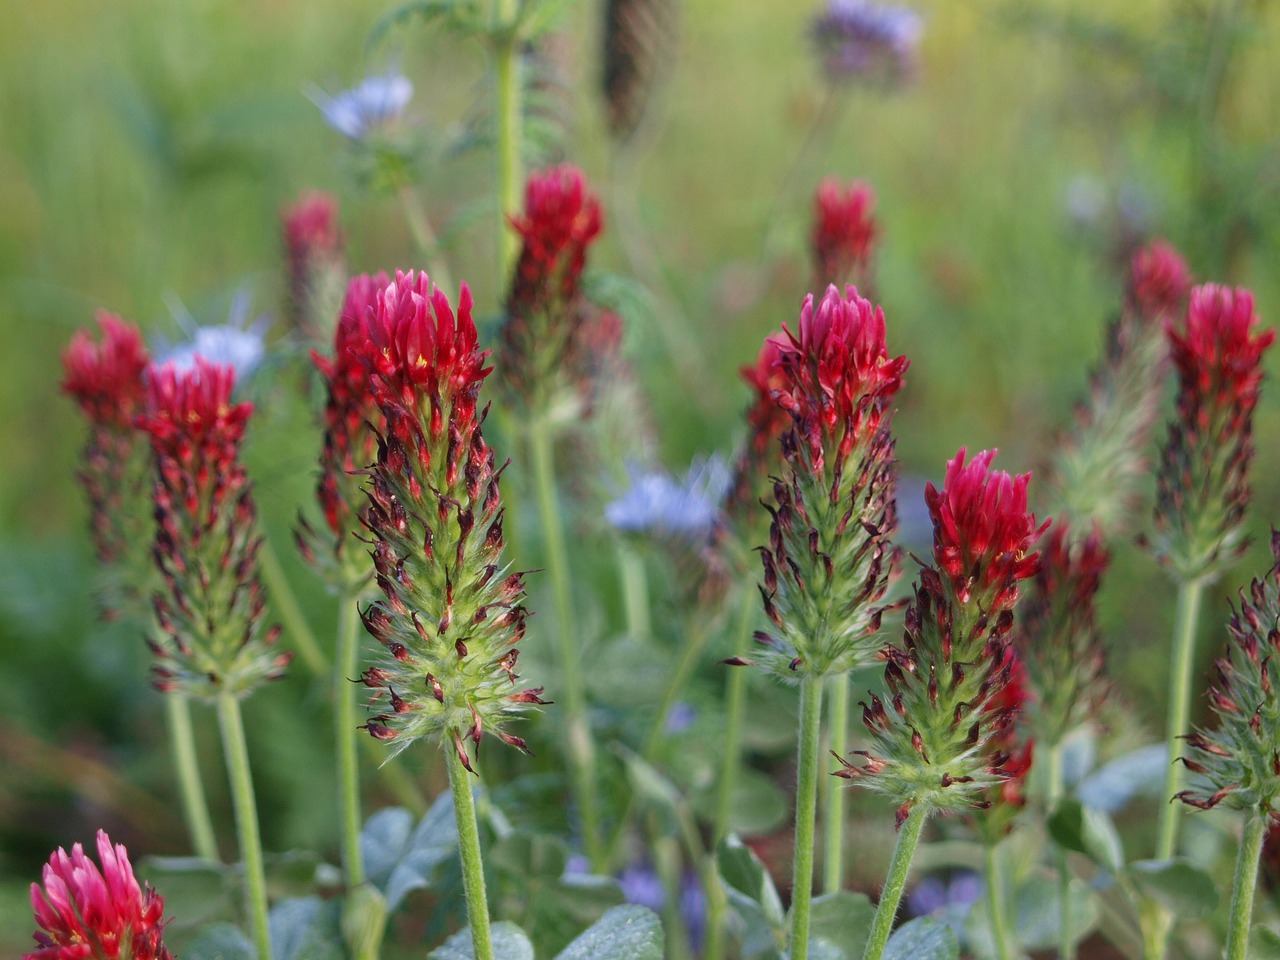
[498,165,609,869]
[26,830,172,960]
[62,316,218,865]
[138,359,286,960]
[836,449,1044,960]
[282,192,346,342]
[735,285,906,960]
[811,178,878,293]
[354,271,545,960]
[1150,284,1274,873]
[295,273,390,911]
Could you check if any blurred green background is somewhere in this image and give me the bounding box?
[2,0,1279,951]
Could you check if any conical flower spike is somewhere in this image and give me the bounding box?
[1014,518,1110,742]
[839,449,1046,817]
[282,192,347,342]
[298,272,391,589]
[137,358,289,698]
[1048,239,1190,536]
[972,649,1034,841]
[497,165,604,418]
[355,271,544,762]
[1177,534,1280,815]
[1153,284,1274,581]
[747,284,908,679]
[811,178,878,292]
[27,830,172,960]
[62,313,153,616]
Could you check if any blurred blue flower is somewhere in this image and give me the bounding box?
[605,456,731,540]
[618,863,707,951]
[307,72,413,140]
[155,289,268,381]
[811,0,923,83]
[663,701,697,734]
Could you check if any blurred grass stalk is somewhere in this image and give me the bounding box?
[165,693,219,862]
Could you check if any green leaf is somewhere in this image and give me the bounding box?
[716,836,786,929]
[1047,798,1124,873]
[1127,859,1220,918]
[361,795,458,911]
[965,870,1098,958]
[553,905,664,960]
[428,921,535,960]
[617,746,683,834]
[883,917,959,960]
[184,923,256,960]
[691,767,788,836]
[269,896,345,960]
[1250,925,1280,960]
[1078,745,1169,813]
[807,891,876,959]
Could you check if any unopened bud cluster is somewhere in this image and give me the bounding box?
[355,271,546,767]
[837,449,1045,821]
[1153,284,1274,581]
[1178,534,1280,817]
[741,284,908,680]
[138,359,289,698]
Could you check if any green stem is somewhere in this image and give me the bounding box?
[215,694,272,960]
[650,816,692,960]
[985,843,1014,960]
[790,676,825,960]
[447,743,494,960]
[528,418,605,870]
[1156,578,1206,861]
[258,537,329,677]
[165,694,219,862]
[335,596,365,888]
[862,803,928,960]
[398,185,454,296]
[1048,742,1075,960]
[823,674,849,894]
[1226,809,1267,960]
[616,542,651,640]
[489,0,522,286]
[641,615,716,758]
[714,587,758,845]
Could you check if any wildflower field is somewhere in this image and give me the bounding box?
[3,0,1280,958]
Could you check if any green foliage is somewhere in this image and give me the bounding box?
[1127,859,1220,918]
[185,923,256,960]
[1047,798,1125,874]
[553,905,664,960]
[270,897,347,960]
[428,921,535,960]
[360,797,458,912]
[882,918,959,960]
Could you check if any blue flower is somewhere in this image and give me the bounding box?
[811,0,923,83]
[155,289,268,381]
[307,72,412,141]
[604,456,731,540]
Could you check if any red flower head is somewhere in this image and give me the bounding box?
[282,192,346,338]
[925,448,1046,611]
[27,830,172,960]
[62,313,151,430]
[1127,239,1190,321]
[508,165,602,315]
[727,338,792,520]
[312,274,388,533]
[138,360,286,697]
[811,178,879,288]
[769,284,908,473]
[983,650,1034,814]
[1155,284,1275,579]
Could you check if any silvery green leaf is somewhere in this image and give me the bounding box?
[428,922,534,960]
[1078,745,1169,813]
[553,905,663,960]
[185,923,256,960]
[883,917,959,960]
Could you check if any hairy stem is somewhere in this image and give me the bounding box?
[1156,577,1205,860]
[165,694,219,862]
[336,596,365,887]
[1226,809,1267,960]
[862,803,927,960]
[823,673,850,893]
[489,0,522,285]
[216,694,272,960]
[790,676,825,960]
[985,842,1014,960]
[448,744,494,960]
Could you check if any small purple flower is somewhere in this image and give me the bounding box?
[154,290,268,381]
[811,0,923,84]
[307,72,412,141]
[663,701,697,734]
[605,456,731,540]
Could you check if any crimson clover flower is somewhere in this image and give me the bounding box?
[811,178,878,291]
[62,314,153,601]
[726,338,791,523]
[1153,284,1274,581]
[27,830,172,960]
[1177,534,1280,816]
[1048,239,1190,537]
[1013,519,1109,743]
[973,649,1034,840]
[498,165,604,417]
[297,272,390,589]
[354,271,545,767]
[138,358,289,698]
[282,192,347,340]
[739,285,908,679]
[837,449,1046,821]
